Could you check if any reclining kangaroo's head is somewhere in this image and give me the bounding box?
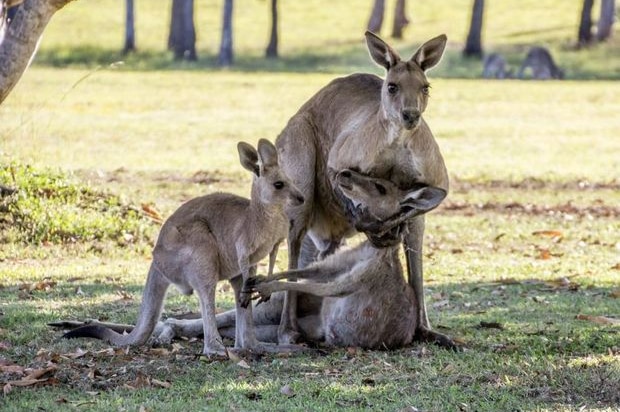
[365,32,447,131]
[336,169,446,222]
[238,139,305,207]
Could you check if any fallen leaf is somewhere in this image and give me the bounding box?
[532,230,563,239]
[61,348,89,359]
[432,299,450,309]
[151,379,171,389]
[141,203,164,224]
[125,373,151,390]
[280,384,295,398]
[575,314,620,325]
[537,249,551,260]
[148,348,170,356]
[237,360,251,369]
[612,263,620,270]
[0,364,25,374]
[610,289,620,299]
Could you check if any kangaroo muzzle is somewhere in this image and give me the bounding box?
[401,109,421,130]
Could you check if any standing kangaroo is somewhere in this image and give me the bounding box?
[274,32,451,347]
[243,169,446,349]
[518,46,564,80]
[63,139,305,356]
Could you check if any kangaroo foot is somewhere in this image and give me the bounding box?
[203,341,228,357]
[415,326,461,351]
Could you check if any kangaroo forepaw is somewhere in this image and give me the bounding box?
[415,327,461,352]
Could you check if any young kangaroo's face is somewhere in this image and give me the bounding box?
[365,32,447,131]
[238,139,305,207]
[336,169,446,223]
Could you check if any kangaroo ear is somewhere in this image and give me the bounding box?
[365,31,401,70]
[411,34,447,72]
[256,138,279,169]
[400,186,446,215]
[237,141,260,176]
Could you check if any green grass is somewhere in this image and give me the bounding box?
[1,0,620,410]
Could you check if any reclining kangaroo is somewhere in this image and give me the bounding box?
[63,139,304,356]
[518,46,564,80]
[274,32,451,346]
[63,170,446,349]
[243,169,446,349]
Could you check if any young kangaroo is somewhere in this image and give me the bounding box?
[63,139,304,356]
[243,169,446,349]
[274,32,451,347]
[517,46,564,80]
[482,53,512,79]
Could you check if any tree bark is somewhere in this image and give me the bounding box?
[168,0,196,61]
[463,0,484,58]
[391,0,409,39]
[577,0,594,46]
[367,0,385,34]
[597,0,615,41]
[218,0,233,66]
[0,0,74,105]
[265,0,278,58]
[122,0,135,54]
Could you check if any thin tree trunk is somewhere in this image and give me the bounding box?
[463,0,484,58]
[597,0,615,41]
[367,0,385,34]
[0,0,74,105]
[265,0,278,58]
[122,0,135,54]
[578,0,594,46]
[391,0,409,39]
[168,0,196,61]
[218,0,233,66]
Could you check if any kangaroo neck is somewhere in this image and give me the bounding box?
[378,111,410,146]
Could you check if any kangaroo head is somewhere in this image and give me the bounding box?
[336,169,446,221]
[237,139,305,208]
[365,32,447,131]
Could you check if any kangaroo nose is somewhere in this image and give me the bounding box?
[402,109,420,129]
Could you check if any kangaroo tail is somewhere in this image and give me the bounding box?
[63,264,169,347]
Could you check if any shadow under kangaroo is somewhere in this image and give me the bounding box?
[158,169,446,350]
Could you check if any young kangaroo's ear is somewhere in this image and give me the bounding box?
[411,34,447,72]
[256,138,279,169]
[237,141,260,176]
[400,186,447,215]
[365,31,401,70]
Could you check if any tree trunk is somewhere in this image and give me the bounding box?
[463,0,484,58]
[265,0,278,58]
[0,2,7,46]
[577,0,594,46]
[367,0,385,34]
[122,0,135,54]
[218,0,234,66]
[391,0,409,39]
[168,0,196,61]
[597,0,615,41]
[0,0,74,105]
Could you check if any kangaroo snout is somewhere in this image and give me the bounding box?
[289,191,305,206]
[401,109,420,129]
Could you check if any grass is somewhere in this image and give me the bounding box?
[1,0,620,410]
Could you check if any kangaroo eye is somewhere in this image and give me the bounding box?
[274,181,285,190]
[387,83,398,94]
[421,85,430,95]
[374,183,387,195]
